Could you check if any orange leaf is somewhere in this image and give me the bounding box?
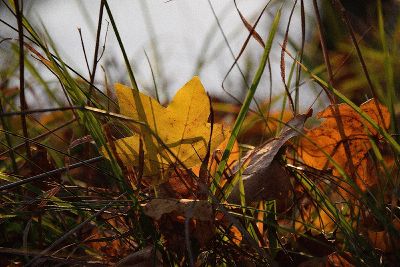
[298,99,390,192]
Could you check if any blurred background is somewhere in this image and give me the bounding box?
[0,0,319,107]
[1,0,398,109]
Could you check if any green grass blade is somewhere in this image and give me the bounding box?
[212,8,282,194]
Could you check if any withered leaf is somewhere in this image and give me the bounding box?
[143,198,213,221]
[228,112,311,204]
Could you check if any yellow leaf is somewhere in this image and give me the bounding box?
[102,77,229,184]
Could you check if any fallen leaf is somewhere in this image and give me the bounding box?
[327,252,354,267]
[86,215,132,261]
[158,169,200,199]
[297,99,390,192]
[228,112,311,204]
[240,110,294,144]
[102,77,229,183]
[144,199,215,257]
[143,198,213,221]
[367,218,400,253]
[298,252,354,267]
[116,246,163,267]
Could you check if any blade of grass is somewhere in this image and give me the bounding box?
[27,193,126,266]
[103,0,164,182]
[212,7,282,194]
[377,0,398,139]
[102,0,137,91]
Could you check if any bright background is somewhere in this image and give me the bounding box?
[1,0,317,107]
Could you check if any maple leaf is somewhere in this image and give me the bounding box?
[297,99,390,191]
[102,76,229,183]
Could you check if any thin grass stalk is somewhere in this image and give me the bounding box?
[294,0,306,114]
[312,0,358,181]
[144,49,160,102]
[212,8,282,193]
[103,0,163,181]
[377,0,399,138]
[78,28,92,78]
[102,0,137,91]
[0,118,77,158]
[0,14,117,108]
[27,193,126,265]
[280,0,297,114]
[87,1,105,105]
[331,0,379,102]
[220,0,268,115]
[293,172,379,266]
[0,98,18,172]
[13,0,31,159]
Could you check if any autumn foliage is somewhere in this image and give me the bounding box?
[298,99,390,193]
[1,1,400,266]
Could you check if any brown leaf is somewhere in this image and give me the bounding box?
[86,216,132,261]
[150,200,215,258]
[143,198,213,221]
[367,219,400,253]
[299,252,354,267]
[117,246,163,267]
[228,112,311,204]
[158,169,200,199]
[327,253,354,267]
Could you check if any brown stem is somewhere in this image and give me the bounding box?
[14,0,31,160]
[312,0,356,179]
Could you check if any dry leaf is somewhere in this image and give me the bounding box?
[327,252,354,267]
[367,218,400,253]
[228,112,311,204]
[102,77,229,183]
[143,198,213,221]
[159,137,240,199]
[86,215,132,261]
[144,199,215,257]
[117,246,163,267]
[298,99,390,192]
[299,252,354,267]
